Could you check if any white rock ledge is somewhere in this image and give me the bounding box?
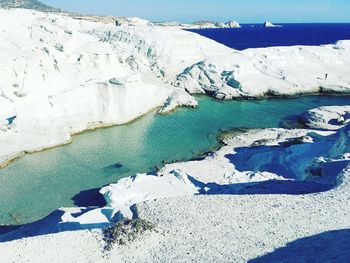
[303,105,350,130]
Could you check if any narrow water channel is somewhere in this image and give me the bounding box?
[1,95,349,225]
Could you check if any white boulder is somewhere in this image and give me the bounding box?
[225,20,241,28]
[263,21,282,28]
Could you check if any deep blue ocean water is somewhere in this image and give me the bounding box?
[188,24,350,50]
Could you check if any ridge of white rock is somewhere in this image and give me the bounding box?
[176,40,350,99]
[155,20,241,29]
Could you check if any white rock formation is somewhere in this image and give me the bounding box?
[114,16,153,27]
[159,89,198,114]
[192,20,220,29]
[100,169,200,219]
[0,8,231,167]
[0,8,350,168]
[225,20,241,28]
[156,20,241,29]
[264,21,282,27]
[176,41,350,99]
[303,106,350,130]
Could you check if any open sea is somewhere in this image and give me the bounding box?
[187,23,350,50]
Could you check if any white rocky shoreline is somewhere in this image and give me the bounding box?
[0,106,349,262]
[1,8,350,168]
[1,7,350,263]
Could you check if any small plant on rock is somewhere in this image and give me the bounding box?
[103,218,156,251]
[55,43,64,52]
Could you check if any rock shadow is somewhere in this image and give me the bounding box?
[72,188,106,207]
[0,208,111,243]
[224,131,337,181]
[249,229,350,263]
[0,187,110,243]
[187,175,332,195]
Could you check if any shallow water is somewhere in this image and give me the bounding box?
[0,95,350,225]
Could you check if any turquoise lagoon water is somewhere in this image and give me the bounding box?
[0,96,350,225]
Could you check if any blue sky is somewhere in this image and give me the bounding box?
[41,0,350,23]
